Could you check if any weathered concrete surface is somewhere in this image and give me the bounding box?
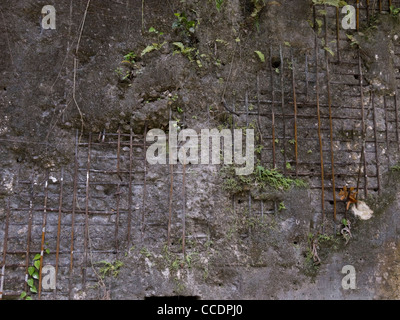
[1,0,400,300]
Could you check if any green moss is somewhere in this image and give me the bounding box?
[221,165,308,194]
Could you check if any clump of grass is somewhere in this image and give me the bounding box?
[390,163,400,172]
[221,165,308,193]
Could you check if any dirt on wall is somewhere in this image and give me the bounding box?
[1,0,400,300]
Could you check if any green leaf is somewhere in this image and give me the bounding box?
[28,266,35,276]
[141,45,156,56]
[20,291,27,299]
[45,249,50,254]
[25,296,33,300]
[148,27,156,33]
[27,278,34,287]
[34,254,41,261]
[32,271,39,280]
[34,260,41,270]
[173,42,185,51]
[254,50,265,62]
[30,285,37,294]
[324,46,335,56]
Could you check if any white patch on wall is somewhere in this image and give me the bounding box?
[2,172,14,192]
[0,116,9,135]
[351,201,373,220]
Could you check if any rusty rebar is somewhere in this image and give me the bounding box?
[384,95,390,168]
[336,6,340,63]
[314,25,326,221]
[24,177,34,294]
[116,127,122,181]
[168,164,174,247]
[291,52,299,177]
[54,167,64,296]
[0,199,10,300]
[324,7,337,221]
[270,46,277,169]
[279,45,287,174]
[114,182,121,255]
[69,130,79,299]
[82,133,92,290]
[141,123,148,241]
[305,52,309,102]
[127,128,134,245]
[395,93,400,151]
[38,171,49,299]
[182,149,186,257]
[358,50,368,198]
[372,93,381,196]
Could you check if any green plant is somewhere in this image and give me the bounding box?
[390,5,400,16]
[172,42,201,66]
[122,51,137,64]
[172,12,198,36]
[324,46,334,56]
[140,247,152,257]
[346,34,359,47]
[391,163,400,172]
[215,0,224,11]
[115,67,131,80]
[95,260,124,279]
[141,41,167,56]
[251,0,266,18]
[278,201,286,211]
[255,145,263,154]
[20,249,50,300]
[312,0,347,7]
[254,50,265,62]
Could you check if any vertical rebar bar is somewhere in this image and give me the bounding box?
[305,52,309,102]
[55,167,64,296]
[168,163,174,247]
[314,7,325,221]
[336,6,340,63]
[291,52,299,178]
[358,50,368,198]
[324,6,337,221]
[114,183,121,255]
[372,93,381,195]
[141,123,148,241]
[279,45,287,174]
[0,199,10,300]
[395,93,400,151]
[69,130,79,299]
[117,128,122,181]
[38,171,49,299]
[270,46,277,169]
[82,133,91,290]
[24,177,34,294]
[182,148,186,257]
[384,96,390,168]
[127,128,134,245]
